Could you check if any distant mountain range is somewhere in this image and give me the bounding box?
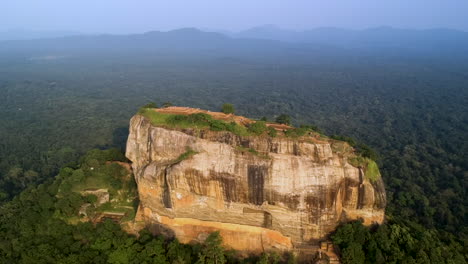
[229,24,468,52]
[0,29,81,41]
[1,26,468,60]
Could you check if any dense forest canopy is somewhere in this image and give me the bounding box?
[0,29,466,262]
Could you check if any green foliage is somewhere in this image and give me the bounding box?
[355,143,378,161]
[275,114,291,125]
[348,156,381,182]
[267,126,277,137]
[248,121,267,135]
[80,148,127,167]
[139,109,253,137]
[332,135,379,160]
[197,232,226,264]
[331,135,357,147]
[284,127,309,138]
[167,239,193,264]
[55,149,137,222]
[366,160,381,182]
[221,103,235,114]
[332,221,466,264]
[0,153,236,264]
[176,148,198,162]
[209,120,227,131]
[142,102,158,108]
[257,252,280,264]
[1,36,467,262]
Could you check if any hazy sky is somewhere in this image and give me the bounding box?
[2,0,468,33]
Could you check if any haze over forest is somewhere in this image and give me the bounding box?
[0,1,467,263]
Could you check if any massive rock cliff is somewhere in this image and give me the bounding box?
[126,108,386,253]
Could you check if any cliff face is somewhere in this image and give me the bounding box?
[126,113,386,252]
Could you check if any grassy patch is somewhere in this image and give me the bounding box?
[138,108,251,136]
[284,127,311,138]
[348,156,381,182]
[176,148,198,162]
[247,121,267,135]
[365,159,381,182]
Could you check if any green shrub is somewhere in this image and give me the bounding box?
[225,122,249,136]
[176,148,198,162]
[165,113,216,128]
[187,113,212,123]
[356,143,379,161]
[142,102,157,108]
[348,156,381,182]
[85,194,98,204]
[365,160,381,182]
[268,127,277,137]
[166,114,188,125]
[198,232,226,264]
[294,127,309,137]
[275,114,291,125]
[210,120,227,131]
[248,121,267,135]
[284,127,309,138]
[221,103,235,114]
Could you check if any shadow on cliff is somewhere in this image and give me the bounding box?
[112,126,129,152]
[147,223,176,239]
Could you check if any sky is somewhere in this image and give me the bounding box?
[1,0,468,34]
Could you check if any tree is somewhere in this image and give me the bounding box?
[167,239,192,264]
[221,104,234,114]
[197,232,226,264]
[275,114,291,125]
[341,243,365,264]
[248,121,267,135]
[142,102,157,108]
[257,252,280,264]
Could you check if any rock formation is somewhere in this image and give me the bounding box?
[126,108,386,253]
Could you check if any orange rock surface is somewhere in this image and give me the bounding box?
[126,109,386,254]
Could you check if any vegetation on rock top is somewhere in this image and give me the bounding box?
[138,106,325,140]
[138,106,382,178]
